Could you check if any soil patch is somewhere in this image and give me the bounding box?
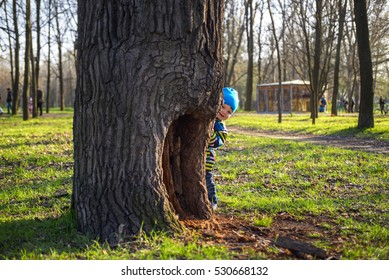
[182,213,341,260]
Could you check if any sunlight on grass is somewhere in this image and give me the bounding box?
[253,215,273,227]
[1,111,388,259]
[216,116,388,259]
[228,112,389,140]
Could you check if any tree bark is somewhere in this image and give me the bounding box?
[54,0,64,111]
[46,0,52,114]
[332,0,347,116]
[354,0,374,128]
[256,1,264,84]
[224,0,244,86]
[267,0,282,123]
[12,0,20,114]
[311,0,323,124]
[74,0,224,242]
[35,0,42,114]
[30,39,37,118]
[4,1,14,114]
[22,0,32,121]
[244,0,254,111]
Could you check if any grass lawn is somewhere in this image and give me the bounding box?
[228,111,389,140]
[0,110,388,259]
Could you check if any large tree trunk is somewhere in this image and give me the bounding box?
[74,0,224,242]
[354,0,374,128]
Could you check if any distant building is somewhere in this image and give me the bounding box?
[256,80,311,113]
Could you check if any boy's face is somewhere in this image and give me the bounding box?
[217,104,233,121]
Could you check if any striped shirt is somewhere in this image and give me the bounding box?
[206,119,228,171]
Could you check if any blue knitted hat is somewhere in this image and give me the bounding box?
[223,87,239,113]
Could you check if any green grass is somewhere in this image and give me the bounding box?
[229,111,389,140]
[216,112,389,259]
[1,111,388,259]
[253,214,273,227]
[0,111,231,260]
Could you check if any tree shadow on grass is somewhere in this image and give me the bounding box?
[325,126,385,139]
[0,176,93,260]
[0,209,95,260]
[229,126,389,155]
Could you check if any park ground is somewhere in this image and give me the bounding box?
[184,124,388,259]
[0,111,388,259]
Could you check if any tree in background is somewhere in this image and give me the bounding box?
[0,0,77,116]
[0,0,388,119]
[267,0,282,122]
[255,0,265,84]
[22,0,32,120]
[331,0,347,116]
[244,0,256,111]
[2,0,21,114]
[370,1,389,93]
[54,0,64,111]
[45,0,52,113]
[354,0,374,128]
[32,0,42,118]
[223,0,245,87]
[310,0,323,124]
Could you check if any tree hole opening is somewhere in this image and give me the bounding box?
[162,114,212,220]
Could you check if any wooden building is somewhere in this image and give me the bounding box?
[256,80,311,113]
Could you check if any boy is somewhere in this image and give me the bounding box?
[206,87,239,210]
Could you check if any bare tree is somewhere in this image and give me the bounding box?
[3,0,15,114]
[332,0,347,116]
[46,0,52,113]
[256,0,265,84]
[342,3,359,113]
[290,0,336,123]
[30,23,37,118]
[261,35,275,83]
[310,0,323,124]
[34,0,42,117]
[244,0,256,111]
[3,0,21,114]
[354,0,374,128]
[369,0,389,93]
[267,0,282,122]
[22,0,32,120]
[224,0,245,86]
[54,0,64,111]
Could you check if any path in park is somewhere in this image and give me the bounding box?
[229,126,389,155]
